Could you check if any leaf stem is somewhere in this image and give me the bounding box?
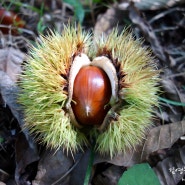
[83,147,95,185]
[159,97,185,106]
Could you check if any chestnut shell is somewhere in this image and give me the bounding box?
[71,66,112,126]
[0,9,25,35]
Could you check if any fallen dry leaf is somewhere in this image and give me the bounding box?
[32,149,74,185]
[160,74,185,122]
[69,149,92,185]
[119,0,185,10]
[94,121,185,167]
[0,71,39,185]
[92,165,124,185]
[94,5,125,37]
[15,133,39,185]
[154,145,185,185]
[141,121,185,160]
[0,182,6,185]
[128,3,170,67]
[0,47,25,82]
[0,1,184,185]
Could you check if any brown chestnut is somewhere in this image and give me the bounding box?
[0,9,25,35]
[71,66,112,126]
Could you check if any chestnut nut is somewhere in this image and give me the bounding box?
[67,54,118,129]
[71,65,112,126]
[0,9,25,35]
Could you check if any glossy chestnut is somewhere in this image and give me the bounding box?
[0,9,25,35]
[71,66,112,126]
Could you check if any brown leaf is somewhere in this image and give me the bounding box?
[153,145,185,185]
[32,149,74,185]
[159,74,185,122]
[92,165,125,185]
[94,145,143,167]
[0,169,9,182]
[118,0,185,11]
[0,182,6,185]
[0,71,39,184]
[0,70,14,87]
[161,75,180,99]
[69,149,91,185]
[15,133,39,185]
[0,47,25,82]
[94,6,125,37]
[141,121,185,160]
[128,3,170,67]
[0,70,33,132]
[94,121,185,167]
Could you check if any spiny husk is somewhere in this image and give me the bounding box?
[91,29,159,158]
[18,25,91,153]
[18,25,159,157]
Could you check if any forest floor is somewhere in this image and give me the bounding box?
[0,0,185,185]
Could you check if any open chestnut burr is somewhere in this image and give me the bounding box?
[18,25,159,157]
